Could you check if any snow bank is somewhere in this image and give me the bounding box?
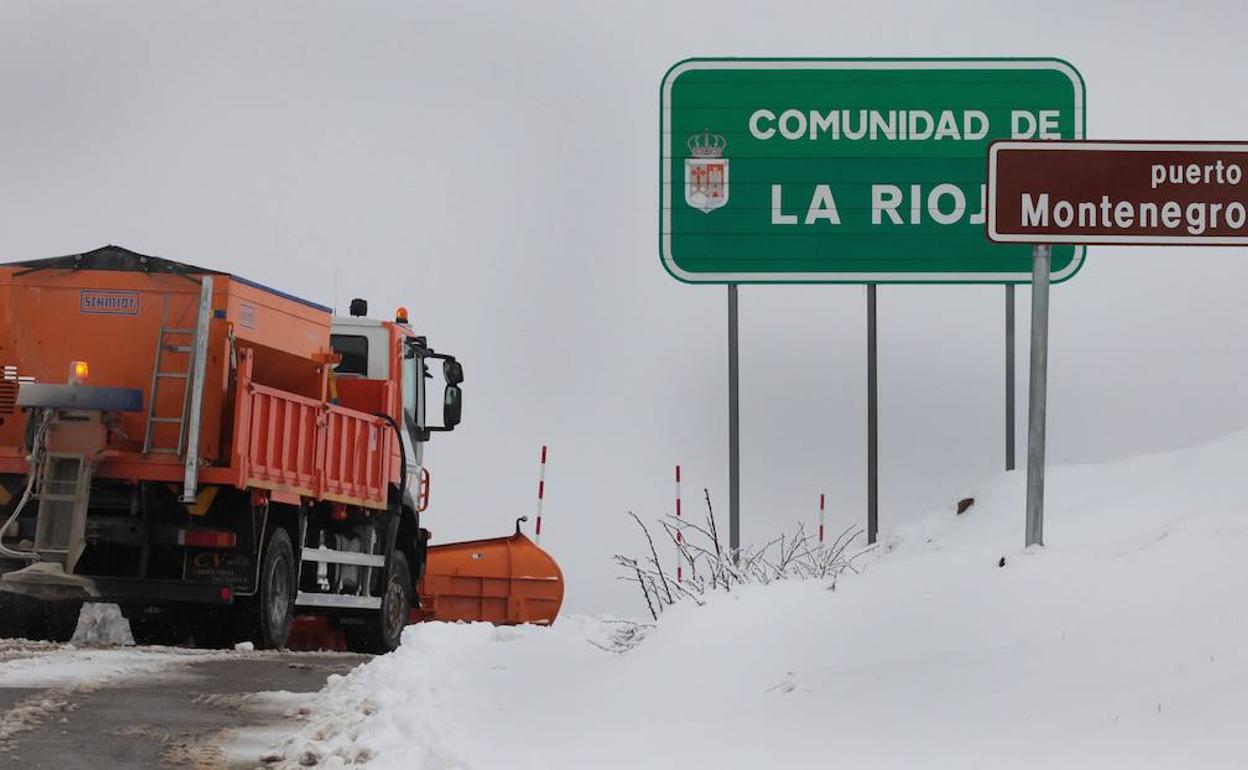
[278,430,1248,769]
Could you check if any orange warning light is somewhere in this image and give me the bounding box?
[69,360,90,385]
[395,307,410,324]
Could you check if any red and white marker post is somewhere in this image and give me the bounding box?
[819,493,826,544]
[535,445,547,546]
[675,465,683,582]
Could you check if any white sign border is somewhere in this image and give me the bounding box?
[660,58,1086,284]
[988,141,1248,245]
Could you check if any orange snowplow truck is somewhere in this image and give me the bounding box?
[0,246,562,651]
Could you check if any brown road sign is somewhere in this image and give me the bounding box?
[988,141,1248,245]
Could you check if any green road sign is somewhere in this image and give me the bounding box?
[660,58,1086,284]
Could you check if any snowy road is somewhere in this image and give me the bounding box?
[0,641,366,769]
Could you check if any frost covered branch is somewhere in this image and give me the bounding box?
[614,489,872,617]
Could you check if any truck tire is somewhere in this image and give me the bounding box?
[128,608,188,646]
[237,527,296,649]
[0,596,80,643]
[0,594,53,641]
[128,606,228,648]
[43,600,81,643]
[347,550,411,654]
[0,560,45,640]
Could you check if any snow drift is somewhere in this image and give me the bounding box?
[275,430,1248,768]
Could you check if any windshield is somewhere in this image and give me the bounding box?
[401,343,425,443]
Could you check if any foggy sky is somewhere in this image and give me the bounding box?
[1,0,1246,613]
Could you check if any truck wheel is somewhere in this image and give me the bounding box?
[238,527,296,649]
[348,551,411,654]
[0,591,54,638]
[188,609,236,648]
[128,608,187,646]
[43,601,81,643]
[0,593,44,640]
[0,597,80,643]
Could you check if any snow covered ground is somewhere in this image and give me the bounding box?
[0,639,231,749]
[0,643,214,690]
[274,430,1248,769]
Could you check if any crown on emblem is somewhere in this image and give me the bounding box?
[687,129,727,158]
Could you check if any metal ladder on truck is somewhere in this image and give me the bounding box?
[142,277,214,503]
[28,446,95,573]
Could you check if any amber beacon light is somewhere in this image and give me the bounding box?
[68,360,90,385]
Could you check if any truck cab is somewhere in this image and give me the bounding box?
[329,304,463,513]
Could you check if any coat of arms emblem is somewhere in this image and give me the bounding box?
[684,130,729,213]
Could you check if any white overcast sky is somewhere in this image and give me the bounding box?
[1,0,1246,613]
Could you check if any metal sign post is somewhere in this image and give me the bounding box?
[1006,285,1016,471]
[1024,244,1051,547]
[727,284,741,560]
[867,284,879,544]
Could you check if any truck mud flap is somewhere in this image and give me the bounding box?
[184,548,255,594]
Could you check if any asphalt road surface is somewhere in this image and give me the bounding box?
[0,642,366,769]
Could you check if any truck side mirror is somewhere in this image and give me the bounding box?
[443,385,462,429]
[443,358,464,386]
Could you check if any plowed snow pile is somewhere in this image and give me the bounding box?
[278,431,1248,769]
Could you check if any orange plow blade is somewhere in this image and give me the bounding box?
[417,531,564,625]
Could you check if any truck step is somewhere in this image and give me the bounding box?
[301,547,386,568]
[295,591,382,610]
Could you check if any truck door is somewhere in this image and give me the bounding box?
[399,342,426,506]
